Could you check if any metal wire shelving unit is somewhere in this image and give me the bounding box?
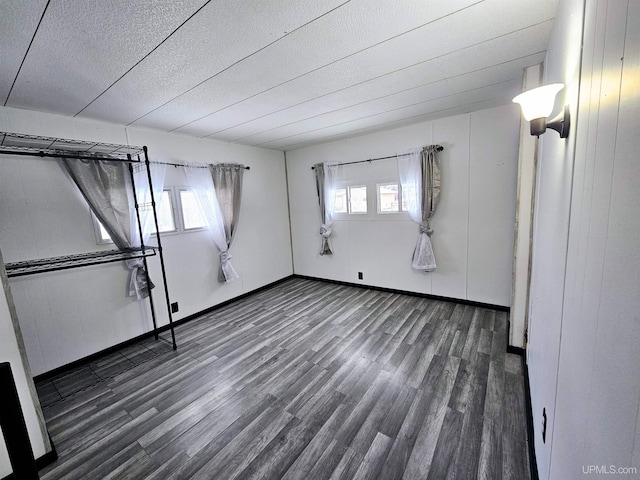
[0,131,177,350]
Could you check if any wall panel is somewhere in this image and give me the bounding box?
[287,104,519,307]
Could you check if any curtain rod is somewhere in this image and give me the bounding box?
[310,145,443,170]
[150,160,250,170]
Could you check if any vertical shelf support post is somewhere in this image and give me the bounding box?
[143,147,177,350]
[128,158,159,340]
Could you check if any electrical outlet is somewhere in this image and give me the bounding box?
[542,408,547,443]
[171,302,179,313]
[358,272,363,280]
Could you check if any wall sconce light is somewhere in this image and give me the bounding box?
[512,83,570,138]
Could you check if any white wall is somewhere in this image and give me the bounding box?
[0,247,49,478]
[286,104,519,308]
[525,1,584,477]
[0,106,293,376]
[527,1,640,479]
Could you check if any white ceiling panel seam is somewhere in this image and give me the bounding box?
[163,1,485,133]
[202,18,553,140]
[127,1,353,127]
[172,11,555,138]
[226,55,542,144]
[274,97,514,151]
[3,0,51,106]
[74,0,213,117]
[253,78,521,148]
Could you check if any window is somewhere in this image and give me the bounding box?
[333,188,347,213]
[97,222,111,243]
[377,183,400,213]
[179,189,207,230]
[348,185,367,214]
[155,190,177,233]
[95,189,176,243]
[331,177,411,219]
[332,185,366,216]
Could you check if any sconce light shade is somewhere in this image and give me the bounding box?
[512,83,564,121]
[513,83,570,138]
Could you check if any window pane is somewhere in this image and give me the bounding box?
[180,190,207,230]
[349,185,367,214]
[378,183,399,213]
[334,188,347,213]
[98,222,111,242]
[156,190,176,233]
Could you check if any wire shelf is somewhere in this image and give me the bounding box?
[0,131,144,161]
[5,248,157,278]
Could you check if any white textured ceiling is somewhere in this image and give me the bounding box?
[1,0,558,151]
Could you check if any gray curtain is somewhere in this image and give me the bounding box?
[412,145,440,271]
[421,145,441,235]
[313,163,332,255]
[209,163,244,282]
[62,158,154,298]
[313,162,339,255]
[398,146,440,271]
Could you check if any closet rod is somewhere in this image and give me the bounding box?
[151,160,250,170]
[310,145,443,170]
[1,154,250,169]
[0,149,141,163]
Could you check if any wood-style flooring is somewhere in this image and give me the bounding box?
[36,278,531,479]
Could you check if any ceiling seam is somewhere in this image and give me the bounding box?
[188,16,554,138]
[273,96,511,151]
[209,39,547,141]
[74,0,215,117]
[224,51,546,143]
[264,96,518,150]
[125,0,353,127]
[203,21,553,139]
[254,80,519,148]
[3,0,51,106]
[165,1,486,133]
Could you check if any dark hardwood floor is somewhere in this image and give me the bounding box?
[35,278,531,479]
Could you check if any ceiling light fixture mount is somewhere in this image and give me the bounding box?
[512,83,570,138]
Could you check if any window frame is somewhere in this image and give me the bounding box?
[92,214,114,245]
[333,187,348,214]
[92,187,179,245]
[152,188,179,236]
[376,180,411,218]
[347,184,368,215]
[331,183,371,219]
[376,182,401,214]
[331,178,411,222]
[177,188,208,232]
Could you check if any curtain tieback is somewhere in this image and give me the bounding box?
[124,258,152,299]
[220,251,233,265]
[124,258,144,270]
[419,222,433,235]
[320,224,332,238]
